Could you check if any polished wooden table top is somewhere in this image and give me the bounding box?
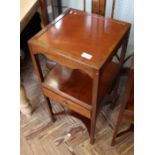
[29,9,130,70]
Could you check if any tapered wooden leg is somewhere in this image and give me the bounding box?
[90,71,99,144]
[111,103,125,146]
[111,101,124,146]
[111,118,122,146]
[90,117,96,144]
[20,82,33,117]
[44,97,55,122]
[29,53,56,122]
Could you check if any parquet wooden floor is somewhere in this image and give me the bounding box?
[20,57,134,155]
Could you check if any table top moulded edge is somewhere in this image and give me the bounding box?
[28,8,131,78]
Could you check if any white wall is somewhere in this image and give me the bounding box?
[106,0,134,57]
[61,0,92,12]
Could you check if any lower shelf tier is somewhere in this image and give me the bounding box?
[43,62,119,110]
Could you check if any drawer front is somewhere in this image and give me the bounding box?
[43,87,91,119]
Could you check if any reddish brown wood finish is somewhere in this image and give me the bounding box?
[111,0,116,18]
[38,0,56,26]
[28,9,130,144]
[111,57,134,146]
[92,0,106,16]
[92,0,117,19]
[43,62,119,107]
[43,87,91,119]
[50,0,55,20]
[30,10,130,71]
[38,0,49,26]
[92,0,124,72]
[83,0,86,12]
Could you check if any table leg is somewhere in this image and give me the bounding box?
[20,82,33,117]
[90,71,99,144]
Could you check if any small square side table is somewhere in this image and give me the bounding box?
[28,9,130,144]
